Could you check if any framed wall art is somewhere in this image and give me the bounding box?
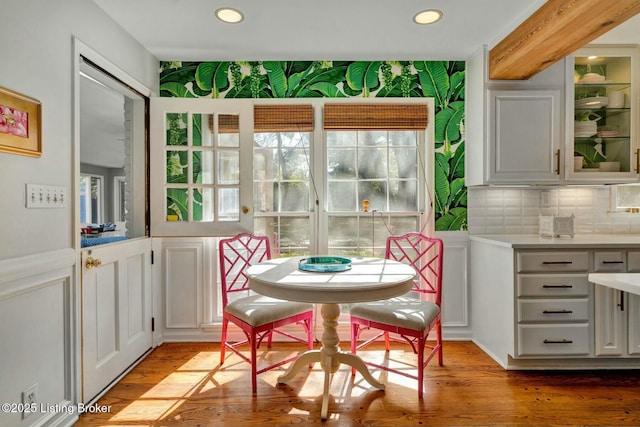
[0,86,42,157]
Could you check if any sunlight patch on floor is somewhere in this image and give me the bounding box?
[109,399,185,421]
[140,372,210,398]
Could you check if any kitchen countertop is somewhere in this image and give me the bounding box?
[589,273,640,296]
[469,234,640,249]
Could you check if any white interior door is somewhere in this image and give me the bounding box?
[81,238,152,403]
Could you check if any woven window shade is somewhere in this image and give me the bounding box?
[208,105,313,133]
[254,105,313,132]
[323,104,428,130]
[208,114,240,134]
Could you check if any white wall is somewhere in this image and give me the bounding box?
[0,0,157,260]
[0,1,157,425]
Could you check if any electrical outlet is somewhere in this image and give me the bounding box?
[21,383,37,419]
[26,184,66,208]
[539,190,552,208]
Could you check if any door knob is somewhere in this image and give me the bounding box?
[85,257,102,269]
[242,206,250,214]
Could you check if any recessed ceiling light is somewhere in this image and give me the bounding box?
[414,9,443,25]
[216,8,244,24]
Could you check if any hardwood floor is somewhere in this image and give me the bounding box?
[75,341,640,426]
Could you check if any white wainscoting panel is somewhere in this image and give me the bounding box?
[0,248,77,427]
[437,231,472,340]
[164,241,203,329]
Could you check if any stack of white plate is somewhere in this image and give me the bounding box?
[575,121,597,137]
[580,73,606,83]
[575,96,608,109]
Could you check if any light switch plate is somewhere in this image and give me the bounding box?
[26,184,66,208]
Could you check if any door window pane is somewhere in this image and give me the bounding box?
[218,188,239,221]
[166,188,188,221]
[166,113,188,146]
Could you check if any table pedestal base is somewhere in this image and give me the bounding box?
[277,303,384,420]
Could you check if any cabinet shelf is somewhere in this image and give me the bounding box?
[574,136,630,141]
[574,107,630,113]
[575,82,630,89]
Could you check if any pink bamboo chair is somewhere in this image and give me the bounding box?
[219,233,314,393]
[350,232,444,398]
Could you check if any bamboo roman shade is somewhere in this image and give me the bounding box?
[323,103,428,130]
[209,105,314,133]
[217,114,239,134]
[254,105,314,132]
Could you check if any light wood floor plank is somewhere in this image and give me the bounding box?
[75,341,640,426]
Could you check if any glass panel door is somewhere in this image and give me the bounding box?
[150,98,253,236]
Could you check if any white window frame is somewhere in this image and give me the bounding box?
[611,184,640,213]
[80,173,104,225]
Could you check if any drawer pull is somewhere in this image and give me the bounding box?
[542,261,573,265]
[542,309,573,314]
[543,339,573,344]
[542,284,573,289]
[602,260,624,264]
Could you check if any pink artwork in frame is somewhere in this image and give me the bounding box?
[0,86,41,157]
[0,104,29,138]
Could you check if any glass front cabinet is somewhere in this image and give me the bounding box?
[566,46,639,183]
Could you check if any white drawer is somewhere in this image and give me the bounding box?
[593,251,626,272]
[517,251,589,273]
[518,299,589,322]
[517,324,590,356]
[517,274,590,297]
[628,252,640,272]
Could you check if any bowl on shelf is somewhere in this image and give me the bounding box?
[580,73,606,83]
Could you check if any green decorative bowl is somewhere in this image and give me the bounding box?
[298,256,352,273]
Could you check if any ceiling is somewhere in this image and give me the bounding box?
[93,0,557,61]
[92,0,640,61]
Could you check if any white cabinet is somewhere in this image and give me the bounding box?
[594,250,640,356]
[466,47,565,186]
[488,90,562,184]
[565,45,639,183]
[470,236,640,369]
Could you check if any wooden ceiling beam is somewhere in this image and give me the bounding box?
[489,0,640,80]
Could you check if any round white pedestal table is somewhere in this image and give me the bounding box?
[246,256,415,420]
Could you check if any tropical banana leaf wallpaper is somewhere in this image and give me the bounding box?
[159,60,466,231]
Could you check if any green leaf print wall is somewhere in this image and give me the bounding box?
[159,60,467,231]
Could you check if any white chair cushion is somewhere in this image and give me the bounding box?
[350,297,440,332]
[226,295,313,327]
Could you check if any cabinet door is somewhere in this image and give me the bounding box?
[627,293,640,355]
[594,284,625,356]
[488,90,562,184]
[565,47,639,183]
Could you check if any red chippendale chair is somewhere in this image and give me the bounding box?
[350,232,444,398]
[218,233,314,393]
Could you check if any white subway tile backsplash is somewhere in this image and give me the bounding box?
[468,186,640,236]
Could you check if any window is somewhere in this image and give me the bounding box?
[323,103,429,256]
[80,174,103,224]
[253,101,431,257]
[611,184,640,213]
[252,105,314,256]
